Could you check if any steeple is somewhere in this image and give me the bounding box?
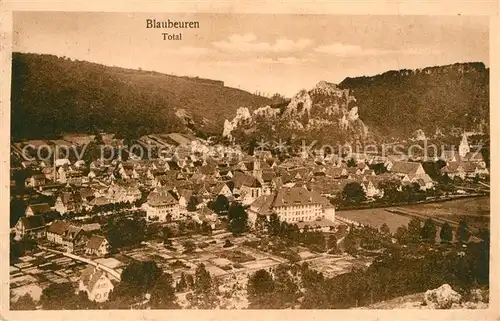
[459,132,470,158]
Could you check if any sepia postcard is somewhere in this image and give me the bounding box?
[0,1,499,321]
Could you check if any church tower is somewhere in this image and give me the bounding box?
[459,133,470,158]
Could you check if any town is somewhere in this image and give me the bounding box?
[10,130,490,309]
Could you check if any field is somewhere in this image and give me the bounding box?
[337,197,490,233]
[403,197,490,217]
[337,208,412,232]
[400,197,490,230]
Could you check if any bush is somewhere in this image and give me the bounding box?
[198,242,209,249]
[223,239,234,248]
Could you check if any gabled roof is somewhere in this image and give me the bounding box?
[147,189,178,207]
[27,203,51,215]
[47,220,70,235]
[261,171,275,182]
[19,216,46,230]
[272,187,323,207]
[389,161,423,175]
[86,235,107,250]
[232,171,259,188]
[80,265,108,293]
[440,162,463,173]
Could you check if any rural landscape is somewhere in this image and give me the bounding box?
[9,13,490,310]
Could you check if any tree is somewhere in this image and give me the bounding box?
[378,179,402,203]
[188,264,217,309]
[176,272,187,292]
[343,230,358,255]
[10,198,26,228]
[39,282,89,310]
[10,293,37,310]
[341,182,367,204]
[254,214,268,232]
[407,218,422,243]
[247,269,276,308]
[182,240,196,253]
[93,131,105,145]
[394,225,410,244]
[211,194,229,215]
[107,217,145,250]
[268,213,281,236]
[201,221,212,235]
[440,222,453,243]
[456,220,471,243]
[186,196,198,212]
[186,274,195,289]
[273,265,300,308]
[327,234,339,253]
[149,273,178,309]
[379,223,391,235]
[227,202,248,235]
[223,239,233,248]
[121,261,162,294]
[421,218,437,243]
[162,225,173,246]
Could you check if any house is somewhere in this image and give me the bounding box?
[442,161,489,179]
[25,174,47,188]
[440,162,466,180]
[85,235,110,257]
[25,203,52,217]
[387,161,424,176]
[193,207,218,229]
[54,190,82,214]
[46,220,87,252]
[248,186,335,226]
[362,180,382,198]
[78,265,114,303]
[46,220,70,244]
[326,167,348,179]
[15,216,46,240]
[177,189,194,211]
[107,181,142,203]
[145,188,180,222]
[387,160,434,188]
[232,172,264,204]
[211,182,233,198]
[462,151,487,168]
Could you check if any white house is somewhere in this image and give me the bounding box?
[145,189,180,222]
[78,265,114,303]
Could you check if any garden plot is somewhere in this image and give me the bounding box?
[242,258,281,271]
[10,275,38,288]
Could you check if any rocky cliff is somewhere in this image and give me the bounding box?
[223,81,369,145]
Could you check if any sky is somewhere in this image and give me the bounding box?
[13,12,489,97]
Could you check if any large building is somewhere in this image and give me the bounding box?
[248,186,335,225]
[145,188,180,222]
